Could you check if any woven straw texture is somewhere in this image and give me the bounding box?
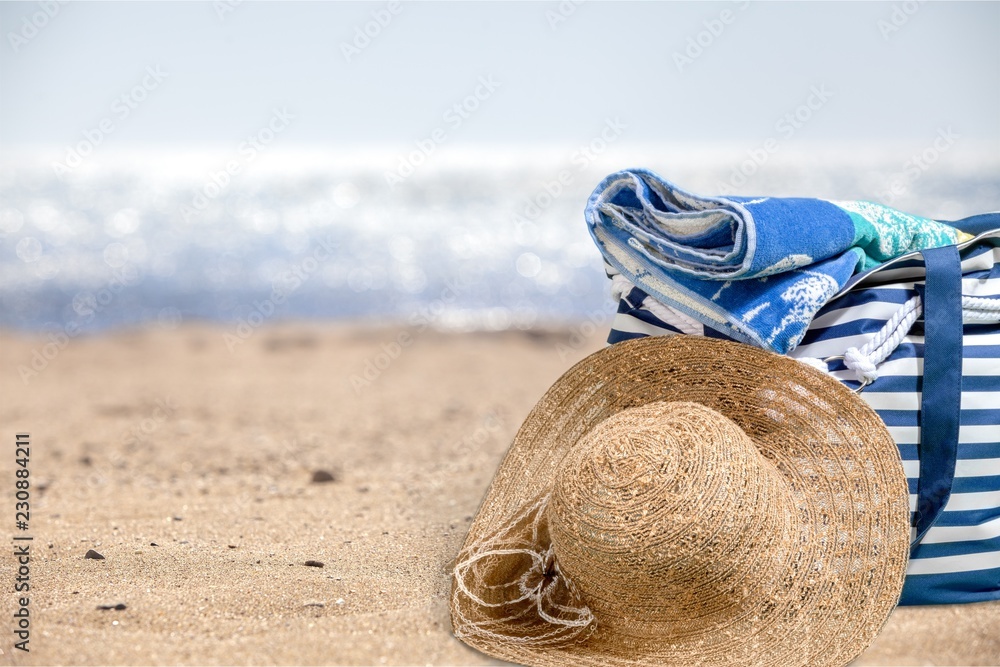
[451,336,910,667]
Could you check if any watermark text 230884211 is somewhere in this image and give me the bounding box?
[12,433,33,652]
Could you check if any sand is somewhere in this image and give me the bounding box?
[0,324,997,666]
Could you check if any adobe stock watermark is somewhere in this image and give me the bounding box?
[673,0,751,73]
[0,208,24,244]
[546,0,585,31]
[340,1,403,63]
[878,0,925,41]
[555,305,616,362]
[121,397,179,448]
[877,127,959,206]
[72,397,177,497]
[510,117,627,235]
[224,434,331,512]
[223,234,337,352]
[214,0,243,20]
[449,409,504,466]
[6,0,68,52]
[180,107,293,222]
[383,75,501,189]
[17,262,142,385]
[349,273,473,394]
[716,84,834,195]
[52,65,168,176]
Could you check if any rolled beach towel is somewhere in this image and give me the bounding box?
[586,169,971,353]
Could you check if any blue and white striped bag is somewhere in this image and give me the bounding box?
[604,222,1000,606]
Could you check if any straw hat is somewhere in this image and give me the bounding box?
[451,336,910,667]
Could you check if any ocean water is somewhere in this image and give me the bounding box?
[1,148,998,334]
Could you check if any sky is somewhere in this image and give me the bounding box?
[1,1,999,158]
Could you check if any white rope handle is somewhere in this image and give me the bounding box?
[805,294,1000,388]
[611,274,704,335]
[841,296,923,386]
[962,294,1000,321]
[611,271,1000,390]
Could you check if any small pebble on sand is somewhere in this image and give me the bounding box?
[84,549,105,560]
[304,560,324,568]
[311,470,336,483]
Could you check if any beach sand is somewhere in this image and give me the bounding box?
[0,324,997,666]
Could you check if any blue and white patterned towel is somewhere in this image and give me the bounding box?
[586,169,971,353]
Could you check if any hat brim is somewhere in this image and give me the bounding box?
[452,335,910,667]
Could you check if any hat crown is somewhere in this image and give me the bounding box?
[547,401,797,638]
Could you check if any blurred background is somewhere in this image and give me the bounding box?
[2,0,999,334]
[3,5,999,663]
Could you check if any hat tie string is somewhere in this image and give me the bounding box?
[452,496,596,646]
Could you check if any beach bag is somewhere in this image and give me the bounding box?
[604,217,1000,606]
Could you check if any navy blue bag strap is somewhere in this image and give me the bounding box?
[911,244,963,553]
[941,212,1000,236]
